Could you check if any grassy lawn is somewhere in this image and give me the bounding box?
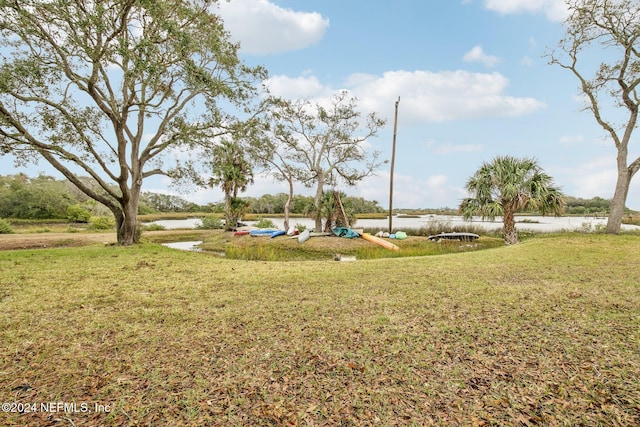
[1,234,639,426]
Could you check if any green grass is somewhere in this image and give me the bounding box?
[198,230,505,261]
[1,234,639,426]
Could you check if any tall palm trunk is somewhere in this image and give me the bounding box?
[503,208,518,245]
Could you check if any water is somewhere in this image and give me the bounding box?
[148,215,640,233]
[152,218,203,229]
[161,240,203,251]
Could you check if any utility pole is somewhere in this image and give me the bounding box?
[388,96,400,234]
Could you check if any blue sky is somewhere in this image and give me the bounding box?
[4,0,639,210]
[208,0,639,210]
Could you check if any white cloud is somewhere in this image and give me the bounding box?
[264,75,331,99]
[519,56,534,67]
[351,70,545,123]
[482,0,568,21]
[463,45,501,68]
[353,172,466,209]
[216,0,329,55]
[266,69,545,124]
[556,156,616,199]
[426,140,484,154]
[559,135,584,146]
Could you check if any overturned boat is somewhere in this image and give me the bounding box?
[428,232,479,242]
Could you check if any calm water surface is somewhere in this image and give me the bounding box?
[149,215,639,232]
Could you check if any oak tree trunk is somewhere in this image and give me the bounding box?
[313,169,324,232]
[283,179,293,232]
[114,202,139,245]
[606,167,631,234]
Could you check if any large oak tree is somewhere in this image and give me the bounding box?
[547,0,639,234]
[0,0,265,244]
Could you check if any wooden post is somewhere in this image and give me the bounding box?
[388,97,400,234]
[333,190,349,227]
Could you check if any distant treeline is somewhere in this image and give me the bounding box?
[562,196,613,215]
[0,174,633,220]
[0,174,385,220]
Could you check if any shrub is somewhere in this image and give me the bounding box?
[65,225,80,233]
[142,223,166,231]
[413,218,486,237]
[89,216,115,230]
[197,216,224,230]
[255,217,276,229]
[66,204,92,223]
[294,223,307,232]
[0,218,14,234]
[579,221,606,234]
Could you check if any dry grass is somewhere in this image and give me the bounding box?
[0,234,639,426]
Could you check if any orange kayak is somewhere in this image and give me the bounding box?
[360,233,400,251]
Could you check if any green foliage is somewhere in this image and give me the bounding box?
[461,156,564,244]
[0,174,75,219]
[0,175,390,224]
[255,217,277,229]
[88,216,115,230]
[142,223,166,231]
[207,139,255,231]
[134,222,143,244]
[563,196,611,215]
[0,0,266,244]
[0,218,14,234]
[197,216,224,230]
[65,226,80,233]
[66,204,91,223]
[318,191,357,230]
[137,203,158,216]
[578,221,607,234]
[412,218,490,237]
[139,192,201,213]
[245,193,385,215]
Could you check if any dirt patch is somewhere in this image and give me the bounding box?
[0,232,116,250]
[0,230,212,251]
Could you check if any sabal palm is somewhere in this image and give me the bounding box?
[209,139,254,230]
[460,156,564,244]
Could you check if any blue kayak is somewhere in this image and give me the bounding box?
[249,229,279,237]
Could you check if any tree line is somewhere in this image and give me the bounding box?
[0,173,627,223]
[0,174,385,220]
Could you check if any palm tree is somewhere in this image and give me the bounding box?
[208,139,254,231]
[460,156,564,245]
